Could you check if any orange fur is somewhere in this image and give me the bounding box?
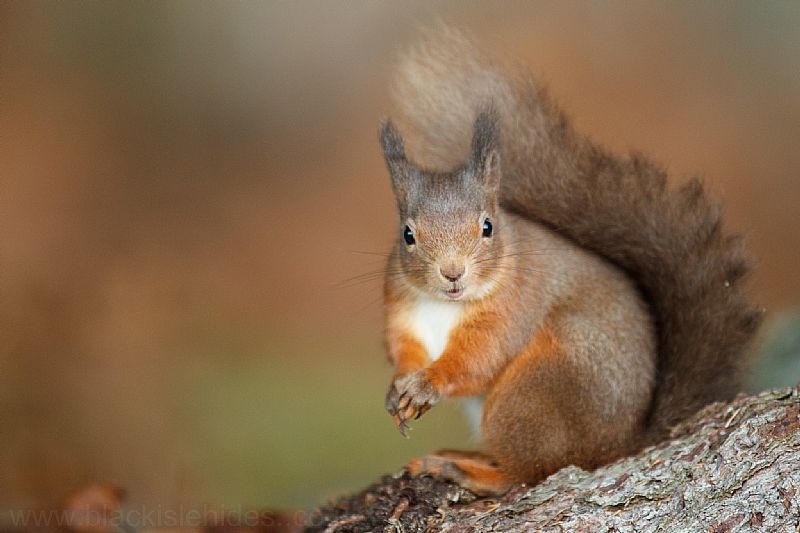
[426,308,505,397]
[447,458,510,493]
[390,333,428,376]
[383,282,429,375]
[406,450,511,495]
[478,325,560,407]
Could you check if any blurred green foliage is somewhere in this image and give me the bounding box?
[176,338,472,508]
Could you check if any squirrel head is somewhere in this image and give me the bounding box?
[379,112,507,301]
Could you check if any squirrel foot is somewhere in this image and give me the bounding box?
[405,449,512,496]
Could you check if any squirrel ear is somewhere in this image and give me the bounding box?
[379,119,414,201]
[470,111,501,190]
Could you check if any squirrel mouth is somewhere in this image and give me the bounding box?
[443,287,464,300]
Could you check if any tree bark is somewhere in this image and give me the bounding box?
[306,386,800,532]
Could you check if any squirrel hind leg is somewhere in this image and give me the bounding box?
[405,450,512,496]
[482,325,649,485]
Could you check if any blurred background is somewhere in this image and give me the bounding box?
[2,0,799,517]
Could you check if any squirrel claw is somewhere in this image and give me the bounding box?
[401,404,417,421]
[414,403,431,419]
[394,414,411,437]
[397,394,411,410]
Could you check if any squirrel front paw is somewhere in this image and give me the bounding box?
[385,370,441,436]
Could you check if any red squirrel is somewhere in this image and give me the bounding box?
[379,28,762,494]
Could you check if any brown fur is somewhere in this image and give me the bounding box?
[379,27,762,491]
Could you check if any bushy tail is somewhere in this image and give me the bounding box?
[392,27,763,442]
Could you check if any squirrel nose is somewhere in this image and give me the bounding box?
[440,265,465,282]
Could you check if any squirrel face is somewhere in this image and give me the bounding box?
[380,113,507,301]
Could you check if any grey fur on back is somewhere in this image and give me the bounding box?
[391,26,763,442]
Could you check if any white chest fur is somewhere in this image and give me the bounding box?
[408,295,465,361]
[407,295,484,436]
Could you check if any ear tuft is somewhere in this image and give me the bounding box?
[379,120,407,161]
[470,109,501,188]
[379,119,415,204]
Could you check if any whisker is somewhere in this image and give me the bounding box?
[474,249,559,264]
[348,249,395,258]
[334,267,426,289]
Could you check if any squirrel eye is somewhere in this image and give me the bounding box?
[403,225,416,246]
[482,218,493,238]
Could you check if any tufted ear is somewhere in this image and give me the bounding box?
[469,110,501,191]
[379,120,415,203]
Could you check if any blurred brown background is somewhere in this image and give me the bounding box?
[2,1,799,514]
